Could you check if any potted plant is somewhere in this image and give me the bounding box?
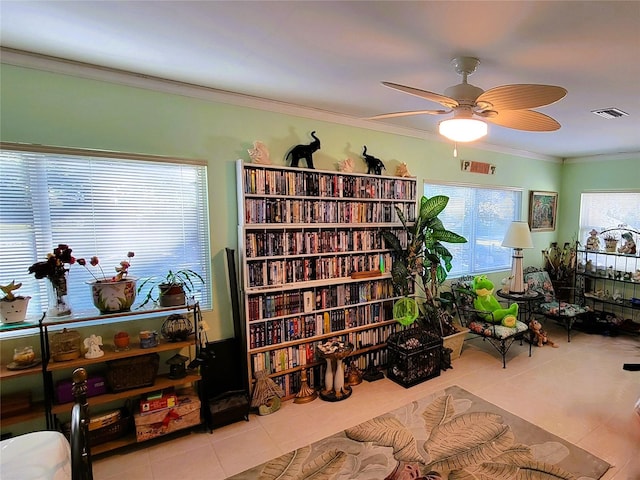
[78,252,137,314]
[603,232,618,252]
[0,280,31,324]
[382,195,468,354]
[137,269,204,308]
[542,240,578,301]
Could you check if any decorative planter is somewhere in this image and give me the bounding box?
[158,283,186,307]
[443,326,469,360]
[605,239,618,252]
[90,278,137,314]
[0,297,31,324]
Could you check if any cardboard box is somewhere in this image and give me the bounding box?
[139,390,178,415]
[134,393,200,442]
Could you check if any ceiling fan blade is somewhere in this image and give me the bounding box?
[485,110,561,131]
[476,84,567,111]
[366,109,451,120]
[382,82,459,109]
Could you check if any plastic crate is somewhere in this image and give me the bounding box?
[387,328,442,388]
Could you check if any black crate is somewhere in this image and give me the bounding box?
[387,328,442,388]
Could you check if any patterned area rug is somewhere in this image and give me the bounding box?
[229,385,610,480]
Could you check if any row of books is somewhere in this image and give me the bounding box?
[246,279,399,320]
[248,301,395,349]
[244,198,416,225]
[250,325,397,376]
[245,228,408,258]
[243,167,417,200]
[246,253,393,288]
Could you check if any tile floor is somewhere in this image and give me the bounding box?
[93,321,640,480]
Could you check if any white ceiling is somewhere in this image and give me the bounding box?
[1,1,639,160]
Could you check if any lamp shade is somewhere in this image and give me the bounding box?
[439,118,488,143]
[502,221,534,249]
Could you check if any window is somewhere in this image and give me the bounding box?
[0,146,211,318]
[579,191,640,241]
[423,182,523,276]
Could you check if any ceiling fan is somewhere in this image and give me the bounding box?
[368,56,567,143]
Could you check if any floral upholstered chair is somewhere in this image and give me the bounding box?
[523,267,589,342]
[452,277,530,368]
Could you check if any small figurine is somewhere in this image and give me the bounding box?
[585,229,600,251]
[338,157,355,173]
[286,131,320,169]
[83,334,104,359]
[585,259,594,273]
[618,232,637,255]
[362,146,385,175]
[248,141,271,165]
[395,162,412,178]
[607,266,615,279]
[633,269,640,282]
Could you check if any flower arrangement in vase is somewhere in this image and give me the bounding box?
[28,244,75,317]
[0,280,31,324]
[78,252,137,314]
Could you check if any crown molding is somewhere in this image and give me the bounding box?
[1,47,559,163]
[563,152,640,164]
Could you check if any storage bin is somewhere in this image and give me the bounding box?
[55,375,107,404]
[386,328,441,388]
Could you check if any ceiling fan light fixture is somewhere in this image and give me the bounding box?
[439,118,487,142]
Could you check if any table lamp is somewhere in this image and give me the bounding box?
[502,221,534,294]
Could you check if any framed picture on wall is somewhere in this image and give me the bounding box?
[529,191,558,231]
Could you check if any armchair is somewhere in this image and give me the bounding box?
[523,267,589,342]
[451,277,531,368]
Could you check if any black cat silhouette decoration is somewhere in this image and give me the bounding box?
[362,146,385,175]
[286,131,320,169]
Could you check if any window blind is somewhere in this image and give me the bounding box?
[424,183,522,276]
[0,147,211,317]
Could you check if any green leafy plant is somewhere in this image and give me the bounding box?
[137,269,204,309]
[382,195,467,335]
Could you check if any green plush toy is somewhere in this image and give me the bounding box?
[472,275,518,328]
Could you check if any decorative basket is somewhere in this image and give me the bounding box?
[89,414,132,446]
[106,353,159,392]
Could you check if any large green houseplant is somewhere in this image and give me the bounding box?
[382,195,467,336]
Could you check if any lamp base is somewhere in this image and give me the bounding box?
[509,248,525,294]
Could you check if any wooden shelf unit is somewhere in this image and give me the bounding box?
[237,160,417,399]
[37,303,203,454]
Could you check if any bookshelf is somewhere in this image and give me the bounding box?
[236,160,417,399]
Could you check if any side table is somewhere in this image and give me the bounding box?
[497,290,541,326]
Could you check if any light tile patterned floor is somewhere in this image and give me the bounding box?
[93,321,640,480]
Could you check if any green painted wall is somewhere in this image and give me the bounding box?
[558,157,640,244]
[0,63,565,340]
[0,61,636,436]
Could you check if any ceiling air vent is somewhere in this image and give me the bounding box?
[591,108,629,119]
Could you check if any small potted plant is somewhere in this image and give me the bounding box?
[603,232,618,253]
[78,252,137,314]
[137,269,204,308]
[0,280,31,324]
